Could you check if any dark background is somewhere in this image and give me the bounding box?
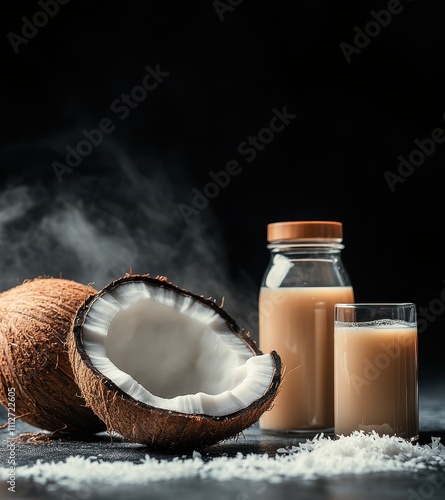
[1,0,444,388]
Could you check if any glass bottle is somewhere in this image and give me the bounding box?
[258,220,354,435]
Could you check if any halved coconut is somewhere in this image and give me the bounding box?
[69,274,282,452]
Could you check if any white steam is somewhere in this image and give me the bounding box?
[0,144,260,341]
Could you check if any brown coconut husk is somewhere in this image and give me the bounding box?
[0,277,106,435]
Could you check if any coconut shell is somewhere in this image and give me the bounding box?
[69,274,282,452]
[0,277,106,434]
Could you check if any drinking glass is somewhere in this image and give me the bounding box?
[334,303,419,442]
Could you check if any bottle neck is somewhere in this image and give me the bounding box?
[263,241,351,288]
[268,241,344,254]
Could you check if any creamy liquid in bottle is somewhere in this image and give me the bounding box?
[334,323,418,440]
[259,285,354,432]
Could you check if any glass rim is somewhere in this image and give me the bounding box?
[335,303,415,308]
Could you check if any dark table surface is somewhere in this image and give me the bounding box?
[1,380,445,500]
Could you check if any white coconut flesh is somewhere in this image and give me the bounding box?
[82,282,275,417]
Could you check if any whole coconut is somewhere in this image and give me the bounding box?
[0,277,106,435]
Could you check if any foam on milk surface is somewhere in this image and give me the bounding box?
[336,319,416,330]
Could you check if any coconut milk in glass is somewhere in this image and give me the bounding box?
[258,221,354,434]
[334,303,419,442]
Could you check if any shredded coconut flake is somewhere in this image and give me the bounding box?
[3,432,445,489]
